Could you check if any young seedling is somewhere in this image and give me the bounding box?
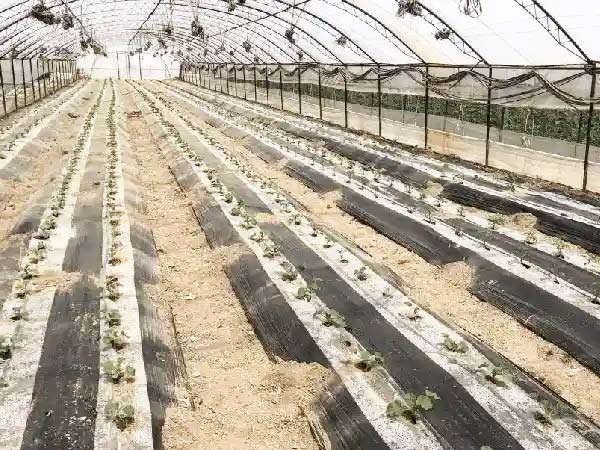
[105,401,135,430]
[14,279,27,299]
[532,398,566,425]
[280,262,298,282]
[479,363,510,388]
[553,239,566,259]
[241,214,257,229]
[103,327,128,351]
[40,218,56,231]
[34,229,51,240]
[105,276,120,302]
[525,230,537,245]
[591,283,600,305]
[488,214,505,230]
[223,192,234,203]
[453,173,465,184]
[481,229,492,251]
[0,336,12,360]
[289,214,302,226]
[250,231,265,242]
[354,350,384,372]
[586,253,600,272]
[406,306,422,321]
[106,309,122,327]
[295,281,319,301]
[323,237,333,249]
[382,287,394,298]
[442,335,468,353]
[549,262,561,284]
[386,390,440,424]
[263,243,281,259]
[354,266,369,281]
[102,357,136,384]
[231,200,245,217]
[108,243,121,265]
[9,306,24,321]
[338,250,349,264]
[517,248,531,269]
[314,309,347,328]
[457,206,466,217]
[21,265,35,280]
[424,205,436,224]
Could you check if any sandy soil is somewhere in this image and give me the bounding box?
[120,84,330,450]
[0,81,97,242]
[158,90,600,424]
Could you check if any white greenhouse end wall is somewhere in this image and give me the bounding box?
[77,53,179,80]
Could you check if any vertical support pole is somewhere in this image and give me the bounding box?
[298,65,302,115]
[343,69,348,128]
[51,60,57,93]
[35,59,42,100]
[424,64,430,149]
[279,67,284,110]
[0,65,6,117]
[29,59,36,102]
[226,64,230,95]
[58,60,63,88]
[377,64,382,136]
[218,65,222,92]
[21,59,27,106]
[484,66,493,167]
[200,65,203,87]
[41,59,47,98]
[243,65,247,100]
[318,63,323,120]
[117,52,121,79]
[583,63,597,191]
[11,58,17,111]
[139,52,143,80]
[265,65,269,104]
[253,65,257,101]
[233,65,238,97]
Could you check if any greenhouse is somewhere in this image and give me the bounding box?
[0,1,600,449]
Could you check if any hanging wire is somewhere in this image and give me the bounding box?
[459,0,482,18]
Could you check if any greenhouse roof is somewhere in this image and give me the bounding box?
[0,0,598,66]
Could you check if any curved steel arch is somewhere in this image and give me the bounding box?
[171,4,342,63]
[161,1,348,63]
[165,7,318,62]
[0,0,594,66]
[9,8,287,63]
[512,0,591,64]
[2,0,337,63]
[414,1,488,64]
[324,0,424,62]
[243,0,376,62]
